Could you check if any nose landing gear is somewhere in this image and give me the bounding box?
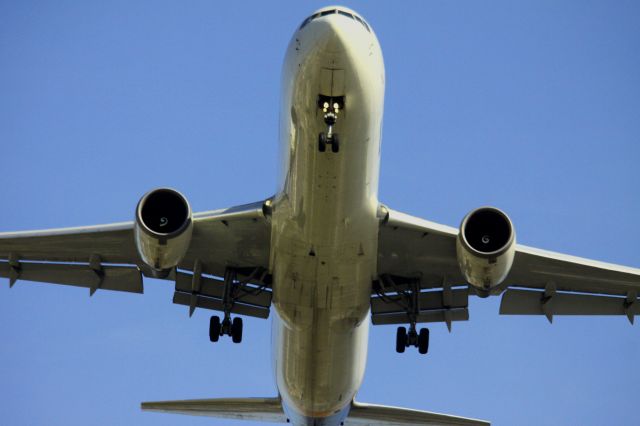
[318,132,340,153]
[318,95,344,153]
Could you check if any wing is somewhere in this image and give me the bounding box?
[375,205,640,326]
[0,200,273,318]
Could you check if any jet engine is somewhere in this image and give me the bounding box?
[456,207,516,296]
[134,188,193,275]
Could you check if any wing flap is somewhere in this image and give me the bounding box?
[371,288,468,315]
[371,308,468,326]
[346,401,490,426]
[175,271,271,308]
[172,291,270,319]
[500,288,639,320]
[0,261,142,294]
[141,397,285,423]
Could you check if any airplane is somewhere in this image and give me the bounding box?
[1,5,639,426]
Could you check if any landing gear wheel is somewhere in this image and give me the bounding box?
[331,134,340,153]
[318,133,327,152]
[209,316,221,343]
[418,328,429,354]
[396,326,407,353]
[231,317,243,344]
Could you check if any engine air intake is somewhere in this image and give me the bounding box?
[462,208,512,255]
[139,188,190,235]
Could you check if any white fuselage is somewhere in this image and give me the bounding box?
[270,9,385,425]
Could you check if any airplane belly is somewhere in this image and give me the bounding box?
[271,90,377,417]
[270,14,384,422]
[272,308,371,419]
[271,196,376,419]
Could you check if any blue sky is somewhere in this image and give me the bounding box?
[1,1,639,425]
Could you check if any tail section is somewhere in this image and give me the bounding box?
[141,397,286,423]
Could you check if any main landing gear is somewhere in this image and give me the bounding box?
[209,314,243,344]
[318,95,344,153]
[396,324,429,355]
[209,269,244,344]
[375,275,431,355]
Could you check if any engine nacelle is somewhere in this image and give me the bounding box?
[134,188,193,274]
[456,207,516,295]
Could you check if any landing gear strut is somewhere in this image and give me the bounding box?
[376,275,431,355]
[209,269,244,344]
[318,95,344,153]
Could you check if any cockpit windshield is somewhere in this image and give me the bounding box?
[299,8,370,33]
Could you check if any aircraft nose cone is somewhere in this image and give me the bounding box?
[313,18,348,53]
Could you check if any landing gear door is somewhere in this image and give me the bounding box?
[320,68,345,97]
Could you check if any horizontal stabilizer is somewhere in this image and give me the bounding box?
[346,401,490,426]
[141,397,285,423]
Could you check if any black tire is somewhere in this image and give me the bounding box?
[318,133,327,152]
[331,134,340,153]
[209,316,221,343]
[396,326,407,353]
[418,328,429,354]
[231,317,243,344]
